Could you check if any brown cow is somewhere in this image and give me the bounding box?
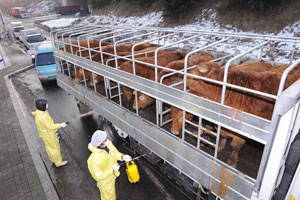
[105,47,161,68]
[170,61,274,136]
[74,42,154,86]
[133,52,215,110]
[74,51,106,85]
[63,40,110,55]
[99,41,152,63]
[119,51,186,108]
[72,41,111,86]
[178,61,300,167]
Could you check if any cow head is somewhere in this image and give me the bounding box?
[75,68,83,82]
[170,106,183,135]
[132,93,154,110]
[170,107,193,135]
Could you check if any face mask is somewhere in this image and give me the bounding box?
[46,104,48,110]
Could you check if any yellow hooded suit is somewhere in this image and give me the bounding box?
[32,109,63,166]
[87,142,123,200]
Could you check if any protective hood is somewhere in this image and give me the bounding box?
[32,109,44,116]
[88,143,101,153]
[35,99,47,111]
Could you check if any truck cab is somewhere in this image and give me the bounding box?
[26,34,45,48]
[35,42,57,84]
[13,26,24,39]
[10,22,24,39]
[20,28,45,59]
[10,7,28,18]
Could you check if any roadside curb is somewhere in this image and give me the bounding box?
[4,66,60,200]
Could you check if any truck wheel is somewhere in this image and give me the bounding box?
[98,116,121,146]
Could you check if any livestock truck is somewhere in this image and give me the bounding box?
[10,7,28,18]
[51,26,300,200]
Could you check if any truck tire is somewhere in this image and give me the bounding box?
[98,116,121,146]
[273,129,300,200]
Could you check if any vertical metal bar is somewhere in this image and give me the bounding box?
[66,61,71,77]
[159,101,163,127]
[183,38,230,92]
[197,117,203,149]
[92,72,96,92]
[103,78,109,98]
[214,125,221,158]
[220,41,268,105]
[254,58,300,191]
[99,30,137,64]
[117,82,123,107]
[134,91,139,115]
[182,110,186,141]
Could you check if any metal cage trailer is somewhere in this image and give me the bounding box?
[51,25,300,200]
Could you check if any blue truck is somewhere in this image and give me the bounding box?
[35,41,57,84]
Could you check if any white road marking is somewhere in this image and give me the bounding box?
[14,43,27,54]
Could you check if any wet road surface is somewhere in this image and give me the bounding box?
[11,69,191,200]
[2,14,192,198]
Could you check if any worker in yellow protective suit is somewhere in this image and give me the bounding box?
[32,99,68,167]
[87,130,132,200]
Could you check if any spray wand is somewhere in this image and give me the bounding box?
[119,153,150,167]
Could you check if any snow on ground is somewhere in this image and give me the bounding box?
[81,12,163,27]
[26,0,57,17]
[78,10,300,63]
[80,9,300,38]
[39,8,300,64]
[41,18,77,28]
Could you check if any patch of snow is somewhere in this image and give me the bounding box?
[72,10,300,64]
[41,18,77,28]
[81,12,163,27]
[26,0,57,17]
[278,21,300,37]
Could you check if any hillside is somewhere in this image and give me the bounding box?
[88,0,300,36]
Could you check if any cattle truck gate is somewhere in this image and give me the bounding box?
[51,26,300,200]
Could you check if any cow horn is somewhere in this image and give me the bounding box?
[197,65,209,73]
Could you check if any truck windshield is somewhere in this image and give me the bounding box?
[14,27,24,32]
[27,35,44,43]
[36,52,56,66]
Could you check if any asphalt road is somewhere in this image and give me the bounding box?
[10,55,191,200]
[2,15,192,200]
